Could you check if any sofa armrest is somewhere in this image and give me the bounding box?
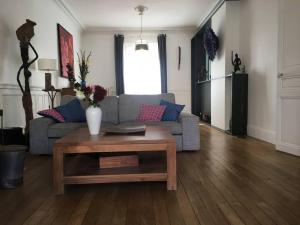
[30,117,56,155]
[178,113,200,150]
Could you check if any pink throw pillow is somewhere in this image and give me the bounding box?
[137,104,166,122]
[38,109,65,123]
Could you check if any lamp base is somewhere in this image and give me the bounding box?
[45,73,51,90]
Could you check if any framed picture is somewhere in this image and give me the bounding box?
[57,24,74,78]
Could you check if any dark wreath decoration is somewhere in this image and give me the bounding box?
[203,27,219,61]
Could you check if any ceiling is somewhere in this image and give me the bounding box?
[62,0,219,30]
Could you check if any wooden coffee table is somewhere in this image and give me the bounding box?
[53,126,177,194]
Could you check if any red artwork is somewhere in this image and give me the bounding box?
[57,24,74,78]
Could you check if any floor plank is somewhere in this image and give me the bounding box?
[0,124,299,225]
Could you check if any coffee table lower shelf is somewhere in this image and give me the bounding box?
[64,172,168,185]
[64,154,168,185]
[54,153,173,194]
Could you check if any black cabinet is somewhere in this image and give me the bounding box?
[229,73,248,136]
[191,20,248,132]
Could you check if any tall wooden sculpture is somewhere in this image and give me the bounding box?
[16,19,38,137]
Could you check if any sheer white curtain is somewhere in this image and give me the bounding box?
[123,37,161,95]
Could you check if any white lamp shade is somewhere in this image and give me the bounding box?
[38,58,57,71]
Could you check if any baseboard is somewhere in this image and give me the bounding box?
[247,125,276,144]
[276,143,300,157]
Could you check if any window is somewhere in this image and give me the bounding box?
[123,41,161,94]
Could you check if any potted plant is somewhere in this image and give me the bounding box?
[81,85,107,135]
[77,50,91,88]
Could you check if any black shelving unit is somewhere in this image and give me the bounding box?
[191,20,211,123]
[227,73,248,136]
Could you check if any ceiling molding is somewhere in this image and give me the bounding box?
[196,0,225,32]
[85,26,197,34]
[54,0,85,30]
[54,0,221,33]
[196,0,240,34]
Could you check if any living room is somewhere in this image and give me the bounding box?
[0,0,299,224]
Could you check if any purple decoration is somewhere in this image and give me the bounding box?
[203,27,219,61]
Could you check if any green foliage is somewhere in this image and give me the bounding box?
[77,50,91,82]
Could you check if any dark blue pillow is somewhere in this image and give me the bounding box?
[160,100,185,121]
[55,98,86,122]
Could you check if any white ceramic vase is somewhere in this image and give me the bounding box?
[86,106,102,135]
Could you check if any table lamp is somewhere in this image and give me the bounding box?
[38,58,57,90]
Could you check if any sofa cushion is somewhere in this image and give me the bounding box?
[137,104,166,122]
[56,99,86,122]
[97,96,119,124]
[48,122,86,138]
[121,121,182,135]
[61,95,89,109]
[160,100,185,121]
[60,95,119,124]
[37,109,65,123]
[119,94,175,123]
[48,122,115,138]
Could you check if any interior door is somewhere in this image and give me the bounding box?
[276,0,300,156]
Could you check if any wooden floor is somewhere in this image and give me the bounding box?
[0,125,299,225]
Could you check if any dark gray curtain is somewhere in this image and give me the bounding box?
[114,34,124,95]
[157,34,167,93]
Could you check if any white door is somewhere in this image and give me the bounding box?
[276,0,300,156]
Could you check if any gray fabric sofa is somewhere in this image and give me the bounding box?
[30,93,200,154]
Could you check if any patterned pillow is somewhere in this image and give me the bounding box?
[38,109,65,122]
[160,100,185,121]
[137,104,166,122]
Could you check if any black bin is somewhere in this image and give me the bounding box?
[0,145,26,188]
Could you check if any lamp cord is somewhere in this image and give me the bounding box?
[140,12,143,43]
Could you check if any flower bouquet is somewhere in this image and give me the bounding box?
[81,85,107,107]
[80,85,107,135]
[77,50,91,88]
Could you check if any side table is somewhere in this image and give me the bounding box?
[43,88,61,108]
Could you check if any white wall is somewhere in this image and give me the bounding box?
[239,0,279,143]
[81,32,115,93]
[167,30,193,112]
[210,4,226,80]
[225,1,240,75]
[210,3,226,130]
[82,29,193,112]
[0,0,82,127]
[210,2,240,130]
[209,0,278,143]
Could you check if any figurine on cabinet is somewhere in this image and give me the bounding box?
[231,51,241,73]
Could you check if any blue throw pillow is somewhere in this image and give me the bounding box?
[55,98,86,122]
[160,100,185,121]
